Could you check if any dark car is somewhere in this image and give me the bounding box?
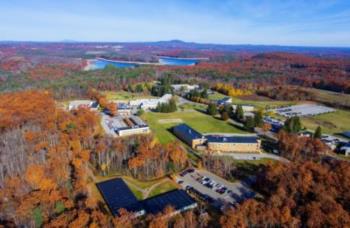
[187,168,195,173]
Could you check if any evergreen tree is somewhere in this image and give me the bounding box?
[284,116,302,133]
[207,103,218,116]
[254,110,264,127]
[314,126,322,139]
[235,104,244,121]
[245,116,255,130]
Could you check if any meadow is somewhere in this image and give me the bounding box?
[143,107,247,144]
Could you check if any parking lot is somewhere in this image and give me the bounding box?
[175,168,256,207]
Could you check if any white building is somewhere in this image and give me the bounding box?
[171,84,199,92]
[105,115,150,137]
[232,104,255,112]
[68,100,99,111]
[129,94,173,110]
[340,143,350,156]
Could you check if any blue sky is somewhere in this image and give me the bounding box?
[1,0,350,46]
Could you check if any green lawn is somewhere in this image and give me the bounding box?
[101,90,155,101]
[143,109,247,144]
[209,91,294,110]
[301,110,350,134]
[148,181,178,198]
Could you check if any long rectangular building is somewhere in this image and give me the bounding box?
[173,124,261,153]
[173,124,206,148]
[206,135,261,153]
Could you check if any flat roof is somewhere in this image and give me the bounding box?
[341,131,350,138]
[206,135,258,144]
[173,124,203,140]
[97,178,197,217]
[96,178,144,216]
[142,189,197,215]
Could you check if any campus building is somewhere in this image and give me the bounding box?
[129,94,172,110]
[106,115,150,136]
[97,178,197,217]
[68,100,99,111]
[173,124,206,148]
[206,135,261,153]
[173,124,261,153]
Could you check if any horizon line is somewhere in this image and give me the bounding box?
[1,39,350,49]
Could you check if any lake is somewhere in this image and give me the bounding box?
[86,56,201,70]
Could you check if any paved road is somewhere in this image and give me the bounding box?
[176,169,256,207]
[213,152,289,163]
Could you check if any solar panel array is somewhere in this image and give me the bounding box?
[96,178,144,216]
[97,178,197,216]
[142,189,197,215]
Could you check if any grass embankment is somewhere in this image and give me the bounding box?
[90,173,176,201]
[147,181,178,198]
[143,108,247,144]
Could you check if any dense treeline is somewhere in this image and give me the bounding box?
[0,90,188,226]
[220,159,350,227]
[257,86,314,101]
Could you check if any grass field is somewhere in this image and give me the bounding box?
[143,109,247,144]
[208,92,294,109]
[299,87,350,108]
[101,90,155,101]
[147,181,178,198]
[301,110,350,134]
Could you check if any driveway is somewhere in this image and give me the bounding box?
[176,169,256,207]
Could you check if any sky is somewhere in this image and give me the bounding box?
[1,0,350,47]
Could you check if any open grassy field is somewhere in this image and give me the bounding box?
[101,90,155,101]
[208,91,294,109]
[143,109,247,144]
[301,109,350,134]
[299,87,350,108]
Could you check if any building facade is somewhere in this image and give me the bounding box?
[173,124,261,153]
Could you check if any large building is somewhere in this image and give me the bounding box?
[206,135,261,153]
[173,124,206,148]
[68,100,99,111]
[97,178,197,217]
[129,94,172,110]
[105,115,150,136]
[173,124,261,153]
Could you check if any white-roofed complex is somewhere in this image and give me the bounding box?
[103,114,150,137]
[129,94,173,110]
[68,100,99,111]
